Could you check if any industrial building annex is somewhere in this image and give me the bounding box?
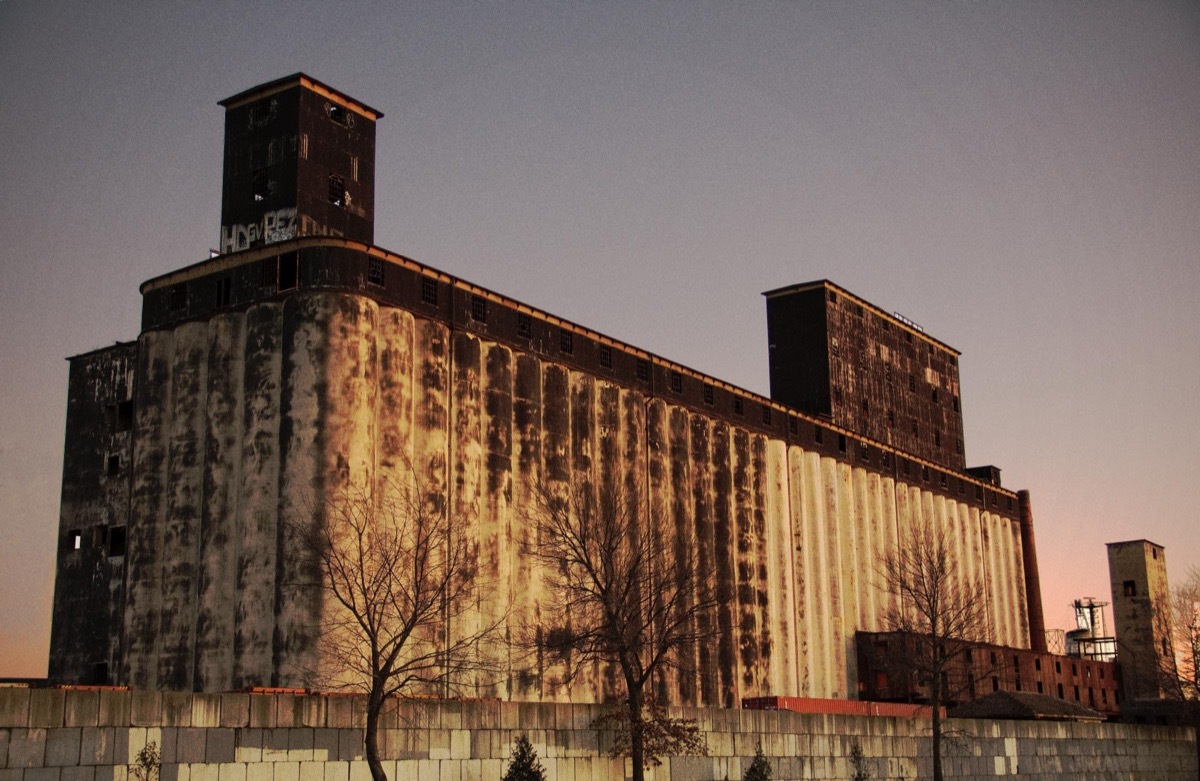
[50,74,1051,708]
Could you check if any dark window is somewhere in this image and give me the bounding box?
[367,258,385,287]
[517,312,532,339]
[471,295,488,323]
[169,283,188,312]
[854,304,864,318]
[252,170,271,202]
[828,290,837,303]
[216,276,233,307]
[669,371,682,394]
[421,278,438,305]
[861,398,869,413]
[814,425,824,444]
[703,384,714,405]
[911,421,919,436]
[838,434,847,453]
[909,374,916,392]
[990,652,997,665]
[108,526,127,557]
[1074,685,1080,701]
[278,252,298,291]
[636,359,650,382]
[992,677,999,692]
[1072,663,1078,675]
[328,174,346,206]
[1037,681,1044,693]
[1057,683,1064,698]
[1100,668,1105,679]
[902,459,910,476]
[106,454,120,477]
[1055,661,1061,674]
[261,257,277,287]
[107,400,134,433]
[922,466,930,482]
[327,104,352,126]
[952,396,960,412]
[859,444,868,462]
[734,397,744,416]
[958,480,965,496]
[939,473,947,488]
[788,416,798,435]
[762,407,772,425]
[599,344,612,369]
[560,330,573,354]
[833,387,842,403]
[934,430,942,447]
[932,388,939,403]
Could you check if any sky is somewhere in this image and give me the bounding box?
[0,1,1197,678]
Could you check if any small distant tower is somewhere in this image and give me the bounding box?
[1107,539,1173,701]
[217,73,382,254]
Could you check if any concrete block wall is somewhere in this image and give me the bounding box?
[1,689,1196,781]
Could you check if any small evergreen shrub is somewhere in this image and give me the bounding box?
[743,741,772,781]
[501,734,546,781]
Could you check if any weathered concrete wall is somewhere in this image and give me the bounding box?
[120,292,1031,701]
[1,690,1195,781]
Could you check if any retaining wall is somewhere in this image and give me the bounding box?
[1,690,1195,781]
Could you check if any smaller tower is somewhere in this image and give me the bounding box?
[1107,539,1173,701]
[763,280,966,470]
[217,73,382,254]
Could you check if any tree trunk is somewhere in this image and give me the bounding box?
[930,656,943,781]
[365,692,387,781]
[628,686,645,781]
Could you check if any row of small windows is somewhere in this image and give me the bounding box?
[64,525,127,558]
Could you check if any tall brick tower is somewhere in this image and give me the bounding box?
[1107,539,1173,701]
[218,73,381,254]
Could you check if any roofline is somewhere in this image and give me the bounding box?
[1106,539,1164,550]
[218,73,383,120]
[763,279,960,356]
[135,241,1020,503]
[65,340,138,362]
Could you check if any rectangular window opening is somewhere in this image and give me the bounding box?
[669,371,682,394]
[471,295,488,324]
[636,359,650,382]
[278,252,298,291]
[598,344,612,369]
[517,312,532,339]
[838,434,847,453]
[328,174,346,206]
[216,276,233,307]
[703,384,714,405]
[762,407,772,425]
[421,278,438,306]
[108,526,127,557]
[813,424,823,444]
[367,258,385,287]
[560,330,573,354]
[169,283,188,312]
[106,454,121,477]
[733,397,745,416]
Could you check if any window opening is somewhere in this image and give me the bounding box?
[788,416,798,435]
[636,359,650,382]
[367,258,385,287]
[169,283,188,312]
[328,174,346,206]
[762,407,772,425]
[734,397,744,416]
[216,277,233,307]
[560,330,573,354]
[814,425,824,444]
[421,278,438,305]
[838,434,847,453]
[278,252,298,291]
[703,384,714,405]
[669,371,682,394]
[106,454,120,477]
[261,257,277,288]
[108,526,127,557]
[470,295,488,323]
[599,344,612,369]
[517,312,532,339]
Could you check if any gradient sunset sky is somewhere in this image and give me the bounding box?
[1,2,1197,676]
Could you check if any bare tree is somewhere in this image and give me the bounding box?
[1163,567,1200,701]
[293,467,502,781]
[527,478,717,781]
[876,516,990,781]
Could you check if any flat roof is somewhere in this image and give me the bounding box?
[763,279,960,356]
[218,72,383,120]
